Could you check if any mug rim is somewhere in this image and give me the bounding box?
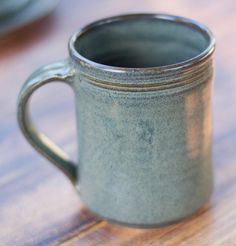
[68,13,215,74]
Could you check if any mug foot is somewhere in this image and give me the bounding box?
[84,203,209,229]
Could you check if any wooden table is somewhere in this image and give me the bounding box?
[1,0,236,245]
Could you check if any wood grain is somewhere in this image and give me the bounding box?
[1,0,236,245]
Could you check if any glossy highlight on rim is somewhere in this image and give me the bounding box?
[68,13,215,74]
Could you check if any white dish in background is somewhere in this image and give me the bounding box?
[0,0,60,36]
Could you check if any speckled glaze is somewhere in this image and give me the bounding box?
[17,14,215,228]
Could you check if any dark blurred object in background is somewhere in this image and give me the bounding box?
[0,0,30,19]
[0,0,59,36]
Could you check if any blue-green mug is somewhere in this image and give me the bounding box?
[17,14,215,228]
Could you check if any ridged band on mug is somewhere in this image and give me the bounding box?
[73,58,214,92]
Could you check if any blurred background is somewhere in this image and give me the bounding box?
[1,0,236,245]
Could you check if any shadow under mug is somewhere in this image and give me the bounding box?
[17,13,215,228]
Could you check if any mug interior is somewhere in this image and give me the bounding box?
[74,15,211,68]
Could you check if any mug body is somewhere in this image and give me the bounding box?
[69,14,215,227]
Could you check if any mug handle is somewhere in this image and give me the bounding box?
[17,60,77,185]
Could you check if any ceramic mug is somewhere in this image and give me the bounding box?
[17,14,215,228]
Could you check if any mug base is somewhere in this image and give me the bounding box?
[82,201,209,229]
